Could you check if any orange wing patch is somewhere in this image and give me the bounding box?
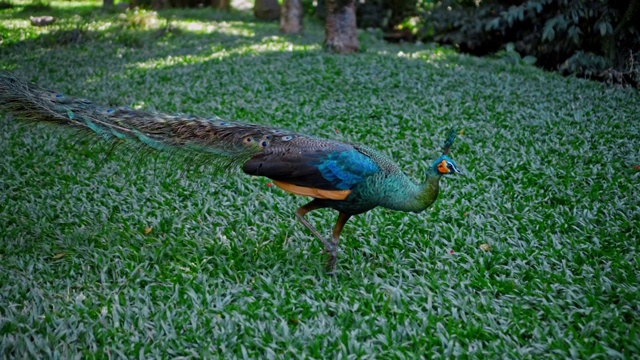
[273,180,351,200]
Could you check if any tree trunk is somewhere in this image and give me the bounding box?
[254,0,281,21]
[324,0,358,53]
[103,0,114,7]
[280,0,303,34]
[151,0,168,9]
[211,0,230,10]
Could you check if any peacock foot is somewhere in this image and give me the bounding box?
[323,244,338,275]
[321,244,334,254]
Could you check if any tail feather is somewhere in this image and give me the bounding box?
[0,73,296,166]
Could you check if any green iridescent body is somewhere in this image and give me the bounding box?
[322,154,442,215]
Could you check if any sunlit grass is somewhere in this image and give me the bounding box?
[1,1,639,358]
[43,0,100,8]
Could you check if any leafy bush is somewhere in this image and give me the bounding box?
[118,7,161,29]
[356,0,417,30]
[0,1,13,10]
[22,0,51,11]
[130,0,205,9]
[419,0,640,87]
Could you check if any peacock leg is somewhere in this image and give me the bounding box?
[325,212,352,273]
[295,200,334,252]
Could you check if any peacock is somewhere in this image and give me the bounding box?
[0,74,461,273]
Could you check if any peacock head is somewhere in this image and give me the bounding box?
[432,128,461,176]
[432,155,461,175]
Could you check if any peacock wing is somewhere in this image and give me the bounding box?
[242,137,380,199]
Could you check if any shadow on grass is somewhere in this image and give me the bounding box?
[1,0,253,20]
[9,3,104,18]
[0,3,325,67]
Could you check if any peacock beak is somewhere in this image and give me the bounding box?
[449,162,463,175]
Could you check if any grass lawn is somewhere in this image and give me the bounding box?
[1,1,639,357]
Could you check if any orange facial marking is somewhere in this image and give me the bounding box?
[437,160,449,174]
[273,180,351,200]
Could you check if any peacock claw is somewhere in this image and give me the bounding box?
[324,251,338,275]
[321,243,337,254]
[295,203,351,275]
[319,240,333,252]
[321,240,339,274]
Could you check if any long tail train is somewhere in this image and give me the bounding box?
[0,73,292,165]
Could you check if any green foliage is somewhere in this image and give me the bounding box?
[133,0,212,9]
[493,42,537,66]
[419,0,640,87]
[22,0,50,11]
[1,1,640,357]
[46,27,89,45]
[118,7,160,29]
[0,0,13,9]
